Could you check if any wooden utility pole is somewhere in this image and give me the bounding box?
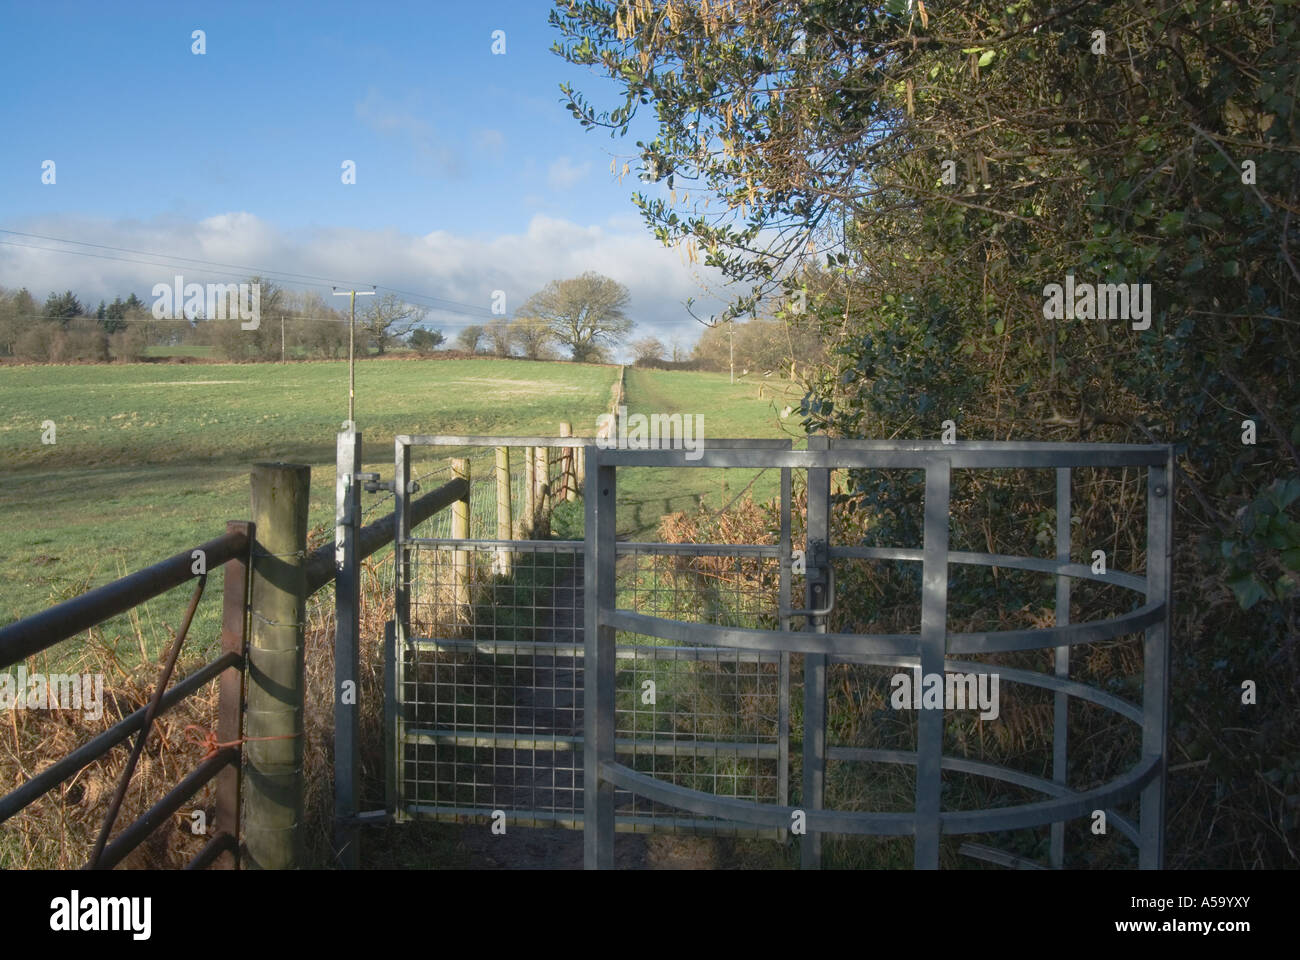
[331,287,376,425]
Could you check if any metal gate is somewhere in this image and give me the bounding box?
[386,435,794,839]
[366,434,1173,869]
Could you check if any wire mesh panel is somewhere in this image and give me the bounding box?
[394,530,790,833]
[391,437,592,829]
[402,539,585,825]
[389,436,794,837]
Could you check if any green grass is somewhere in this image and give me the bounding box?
[617,367,803,538]
[1,359,805,668]
[0,357,620,663]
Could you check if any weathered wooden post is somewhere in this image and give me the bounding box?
[533,446,550,535]
[495,446,512,576]
[523,447,536,538]
[452,458,471,612]
[214,518,252,869]
[245,462,309,870]
[520,444,535,535]
[559,422,576,502]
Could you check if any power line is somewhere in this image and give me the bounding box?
[0,229,502,322]
[0,228,370,289]
[0,226,733,330]
[0,238,503,326]
[0,309,588,332]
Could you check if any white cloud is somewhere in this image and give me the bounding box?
[546,157,590,191]
[0,213,731,350]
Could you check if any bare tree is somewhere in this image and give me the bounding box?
[518,271,633,362]
[456,324,485,353]
[631,336,665,362]
[363,293,425,355]
[510,316,556,360]
[294,291,348,359]
[486,319,513,357]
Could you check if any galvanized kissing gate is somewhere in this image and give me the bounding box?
[337,433,1174,870]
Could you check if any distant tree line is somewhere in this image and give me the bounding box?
[0,280,415,363]
[0,270,641,365]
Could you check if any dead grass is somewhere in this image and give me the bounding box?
[0,516,391,869]
[0,628,221,869]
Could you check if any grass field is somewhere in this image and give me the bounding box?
[0,357,620,663]
[0,356,809,868]
[616,367,802,538]
[0,358,802,665]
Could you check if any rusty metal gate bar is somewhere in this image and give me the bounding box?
[587,440,1175,870]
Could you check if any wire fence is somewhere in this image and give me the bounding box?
[399,532,786,835]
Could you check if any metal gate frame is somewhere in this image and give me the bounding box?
[343,433,1173,868]
[387,435,799,839]
[584,439,1174,870]
[391,434,588,829]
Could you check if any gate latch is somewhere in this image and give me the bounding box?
[784,538,835,622]
[351,473,420,495]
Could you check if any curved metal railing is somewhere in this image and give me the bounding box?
[584,439,1174,870]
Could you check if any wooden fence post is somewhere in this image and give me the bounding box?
[452,458,471,612]
[495,446,512,576]
[524,447,536,537]
[559,422,576,502]
[533,446,550,535]
[245,462,309,870]
[214,519,252,869]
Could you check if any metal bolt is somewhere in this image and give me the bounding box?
[1154,484,1168,497]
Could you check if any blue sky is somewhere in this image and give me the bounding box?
[0,0,728,352]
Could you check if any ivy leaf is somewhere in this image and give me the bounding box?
[1228,574,1269,610]
[1269,477,1300,510]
